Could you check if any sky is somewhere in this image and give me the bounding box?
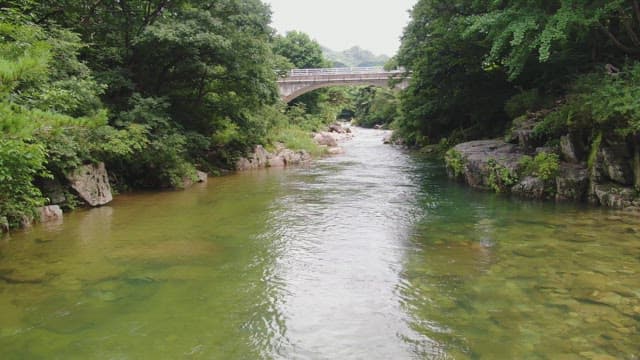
[263,0,417,57]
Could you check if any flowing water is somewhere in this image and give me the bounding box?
[0,128,639,359]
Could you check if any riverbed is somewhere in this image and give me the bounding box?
[0,128,638,359]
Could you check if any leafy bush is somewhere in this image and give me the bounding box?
[445,148,465,178]
[519,152,560,181]
[0,139,49,229]
[487,159,518,193]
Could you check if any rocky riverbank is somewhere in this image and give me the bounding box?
[3,123,354,233]
[235,122,353,171]
[444,118,640,211]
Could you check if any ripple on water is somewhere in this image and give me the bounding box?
[0,128,639,358]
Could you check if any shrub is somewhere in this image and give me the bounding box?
[445,148,465,177]
[487,158,518,193]
[0,139,49,229]
[519,152,560,181]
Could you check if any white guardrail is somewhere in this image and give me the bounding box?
[286,67,406,77]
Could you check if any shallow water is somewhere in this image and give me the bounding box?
[0,128,638,359]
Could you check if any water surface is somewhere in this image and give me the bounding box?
[1,128,638,359]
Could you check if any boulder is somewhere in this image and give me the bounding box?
[236,145,311,171]
[450,140,521,190]
[511,117,541,152]
[267,154,286,168]
[196,171,208,183]
[235,145,270,170]
[511,176,546,199]
[327,147,344,155]
[556,163,589,201]
[328,123,346,133]
[38,205,63,223]
[313,132,338,147]
[591,141,633,185]
[277,148,311,166]
[66,163,113,206]
[589,183,638,210]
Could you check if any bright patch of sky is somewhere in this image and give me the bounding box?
[264,0,417,57]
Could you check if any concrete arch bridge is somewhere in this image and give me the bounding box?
[277,67,410,103]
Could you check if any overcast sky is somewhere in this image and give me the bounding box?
[264,0,417,57]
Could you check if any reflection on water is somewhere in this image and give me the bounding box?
[0,128,638,359]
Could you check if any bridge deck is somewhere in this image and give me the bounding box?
[276,67,410,102]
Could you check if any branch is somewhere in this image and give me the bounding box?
[599,23,640,55]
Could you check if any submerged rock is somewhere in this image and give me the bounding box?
[38,205,63,224]
[66,163,113,206]
[589,183,638,210]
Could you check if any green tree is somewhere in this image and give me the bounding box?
[396,0,514,145]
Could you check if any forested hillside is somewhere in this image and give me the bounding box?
[394,0,640,206]
[322,46,390,67]
[395,0,640,148]
[0,0,342,230]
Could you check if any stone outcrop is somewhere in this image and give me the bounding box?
[182,170,208,188]
[590,183,640,211]
[511,176,546,199]
[66,163,113,206]
[555,164,589,201]
[236,144,312,171]
[236,123,353,171]
[313,132,338,147]
[446,123,640,210]
[447,140,521,190]
[38,205,63,223]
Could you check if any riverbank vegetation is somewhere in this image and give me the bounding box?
[395,0,640,204]
[0,1,349,230]
[395,0,640,148]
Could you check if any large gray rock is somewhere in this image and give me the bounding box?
[66,163,113,206]
[277,148,312,166]
[235,145,271,170]
[449,140,521,190]
[591,142,633,185]
[38,205,63,223]
[589,183,638,210]
[556,163,589,201]
[197,171,208,183]
[511,176,546,199]
[236,145,311,171]
[328,123,346,133]
[313,132,339,147]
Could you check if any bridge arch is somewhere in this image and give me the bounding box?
[276,67,409,103]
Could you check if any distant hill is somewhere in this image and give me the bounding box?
[321,46,389,68]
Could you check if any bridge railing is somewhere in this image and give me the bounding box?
[286,67,406,77]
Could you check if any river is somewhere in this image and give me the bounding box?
[0,128,638,359]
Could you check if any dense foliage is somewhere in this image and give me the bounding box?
[0,1,342,230]
[396,0,640,147]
